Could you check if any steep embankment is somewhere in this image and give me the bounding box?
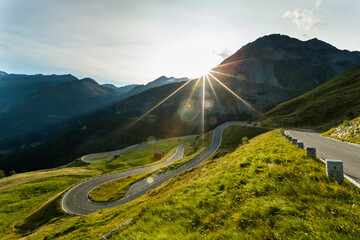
[259,67,360,131]
[13,130,360,240]
[323,116,360,144]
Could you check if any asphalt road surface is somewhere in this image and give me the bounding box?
[286,131,360,184]
[62,121,241,215]
[82,135,196,163]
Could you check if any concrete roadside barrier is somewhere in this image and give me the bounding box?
[292,138,297,145]
[326,159,344,183]
[306,147,316,159]
[297,142,304,149]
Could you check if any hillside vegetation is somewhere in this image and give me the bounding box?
[0,135,204,239]
[87,137,194,174]
[4,129,359,239]
[0,168,101,239]
[323,116,360,144]
[259,67,360,131]
[89,125,268,202]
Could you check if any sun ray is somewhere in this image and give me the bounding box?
[188,77,201,99]
[210,70,245,81]
[201,75,205,144]
[212,59,247,69]
[205,74,223,114]
[208,72,261,116]
[116,79,192,134]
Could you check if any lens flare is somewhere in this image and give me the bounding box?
[212,59,247,69]
[205,74,223,113]
[146,177,154,184]
[178,99,199,122]
[208,72,261,116]
[188,77,201,100]
[210,70,246,81]
[116,79,192,134]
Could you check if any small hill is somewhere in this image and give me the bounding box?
[258,67,360,131]
[323,116,360,144]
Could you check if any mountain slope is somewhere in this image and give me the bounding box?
[102,83,138,94]
[211,34,360,113]
[0,73,77,108]
[258,67,360,130]
[0,78,122,152]
[122,76,189,98]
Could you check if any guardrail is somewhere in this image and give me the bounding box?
[281,129,347,184]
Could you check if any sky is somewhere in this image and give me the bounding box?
[0,0,359,86]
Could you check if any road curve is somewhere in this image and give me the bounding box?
[286,131,360,184]
[82,135,196,163]
[62,121,241,215]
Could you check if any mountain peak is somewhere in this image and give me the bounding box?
[80,78,98,85]
[220,34,346,65]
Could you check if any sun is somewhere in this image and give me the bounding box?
[201,70,211,78]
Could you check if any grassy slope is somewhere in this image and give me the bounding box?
[87,137,194,173]
[259,67,360,131]
[0,168,101,239]
[17,130,360,240]
[0,137,192,239]
[115,130,360,239]
[89,132,213,202]
[89,126,268,202]
[0,168,96,191]
[89,173,150,202]
[323,116,360,144]
[218,125,269,157]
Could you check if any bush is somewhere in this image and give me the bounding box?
[242,136,249,145]
[0,170,5,178]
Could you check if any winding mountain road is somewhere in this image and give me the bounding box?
[62,121,241,215]
[82,136,196,163]
[286,131,360,184]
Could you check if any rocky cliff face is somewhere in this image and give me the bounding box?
[326,117,360,143]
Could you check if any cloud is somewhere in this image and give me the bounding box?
[282,8,319,31]
[301,33,311,39]
[315,0,322,7]
[213,47,232,59]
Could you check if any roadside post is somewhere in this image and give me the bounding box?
[326,159,344,183]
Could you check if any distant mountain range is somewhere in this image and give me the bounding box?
[1,34,360,173]
[102,83,138,95]
[0,73,188,154]
[0,72,77,108]
[102,76,189,99]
